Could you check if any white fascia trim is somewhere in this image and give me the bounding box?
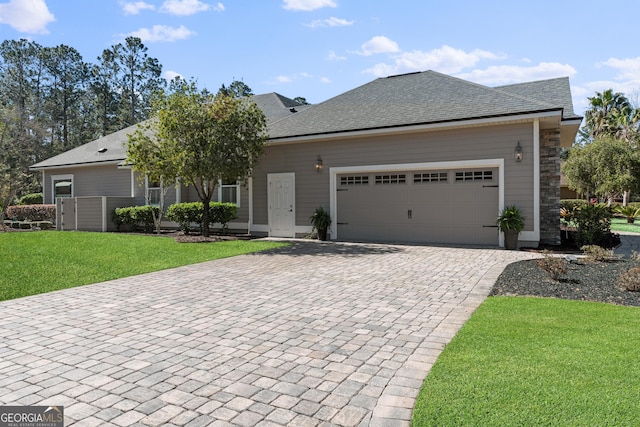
[269,111,562,145]
[329,158,505,243]
[31,160,124,171]
[561,119,583,127]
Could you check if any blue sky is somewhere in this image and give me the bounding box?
[0,0,639,114]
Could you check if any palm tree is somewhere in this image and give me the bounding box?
[584,89,632,139]
[582,89,640,205]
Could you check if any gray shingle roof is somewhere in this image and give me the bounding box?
[31,93,306,169]
[251,93,309,124]
[31,72,580,168]
[30,123,138,169]
[496,77,581,120]
[268,70,579,139]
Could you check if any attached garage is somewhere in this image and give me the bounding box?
[334,164,501,245]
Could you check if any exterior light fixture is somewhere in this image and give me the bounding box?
[315,156,323,172]
[514,142,523,162]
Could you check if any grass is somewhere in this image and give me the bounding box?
[412,296,640,426]
[0,231,286,301]
[611,217,640,233]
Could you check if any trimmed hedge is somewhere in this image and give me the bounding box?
[112,205,160,233]
[17,193,43,205]
[6,204,55,222]
[166,202,237,234]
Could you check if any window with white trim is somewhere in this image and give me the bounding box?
[219,179,240,206]
[145,177,162,206]
[51,174,73,200]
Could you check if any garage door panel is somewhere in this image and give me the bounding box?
[337,168,498,245]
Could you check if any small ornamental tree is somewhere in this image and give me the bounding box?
[127,79,267,236]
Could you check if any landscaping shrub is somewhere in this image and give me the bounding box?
[113,206,159,232]
[210,202,238,234]
[166,202,202,234]
[572,203,615,247]
[560,199,589,228]
[617,267,640,292]
[536,250,568,281]
[6,204,55,222]
[580,245,617,262]
[166,202,238,234]
[17,193,43,205]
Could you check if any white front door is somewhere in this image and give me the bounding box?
[268,173,295,237]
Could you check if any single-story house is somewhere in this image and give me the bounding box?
[30,70,582,247]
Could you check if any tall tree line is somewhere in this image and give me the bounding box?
[0,37,165,202]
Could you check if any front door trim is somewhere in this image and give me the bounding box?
[268,172,296,238]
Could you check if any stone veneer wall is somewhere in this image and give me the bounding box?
[539,128,561,245]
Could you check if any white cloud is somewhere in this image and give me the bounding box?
[599,56,640,81]
[268,72,313,85]
[163,70,183,83]
[457,62,577,85]
[213,2,224,12]
[282,0,336,11]
[127,25,195,42]
[320,77,331,83]
[327,50,346,61]
[357,36,400,56]
[0,0,54,34]
[364,45,501,76]
[273,75,293,84]
[306,16,353,28]
[120,1,155,15]
[160,0,211,15]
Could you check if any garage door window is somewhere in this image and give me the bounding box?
[455,170,493,182]
[375,174,406,184]
[341,176,369,186]
[414,172,448,183]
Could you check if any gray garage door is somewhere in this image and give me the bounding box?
[336,168,499,245]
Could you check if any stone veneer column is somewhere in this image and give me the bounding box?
[539,128,561,245]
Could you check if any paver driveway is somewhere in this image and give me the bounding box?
[0,240,535,426]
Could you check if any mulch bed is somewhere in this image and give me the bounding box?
[491,258,640,307]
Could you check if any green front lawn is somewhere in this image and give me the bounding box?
[412,297,640,426]
[0,231,286,301]
[611,217,640,233]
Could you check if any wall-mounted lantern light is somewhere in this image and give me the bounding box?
[315,156,323,172]
[514,141,523,162]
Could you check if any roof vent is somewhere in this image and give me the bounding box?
[289,107,297,113]
[98,147,108,153]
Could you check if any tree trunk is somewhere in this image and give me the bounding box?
[202,199,211,237]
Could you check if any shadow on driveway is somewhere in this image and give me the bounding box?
[253,240,406,257]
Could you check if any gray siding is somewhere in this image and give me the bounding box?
[76,197,104,232]
[252,122,535,232]
[44,164,132,204]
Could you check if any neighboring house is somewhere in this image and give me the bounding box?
[31,70,582,247]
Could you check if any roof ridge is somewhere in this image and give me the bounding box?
[428,70,562,112]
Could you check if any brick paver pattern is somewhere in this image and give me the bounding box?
[0,241,536,426]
